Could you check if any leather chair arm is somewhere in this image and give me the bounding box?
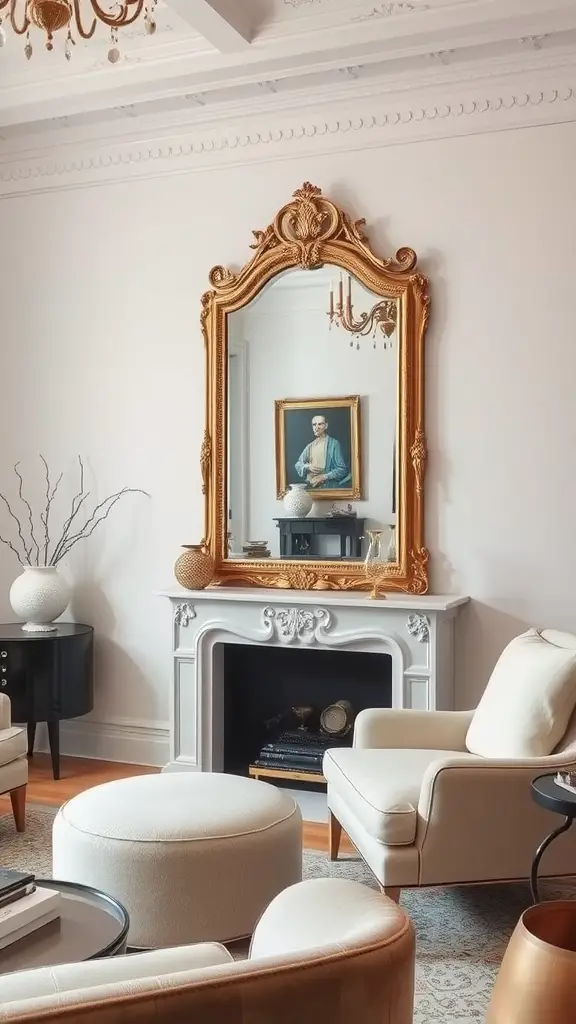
[353,708,473,751]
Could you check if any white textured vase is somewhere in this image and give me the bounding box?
[283,483,313,518]
[9,566,71,632]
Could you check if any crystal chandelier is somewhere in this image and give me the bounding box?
[328,272,397,350]
[0,0,157,63]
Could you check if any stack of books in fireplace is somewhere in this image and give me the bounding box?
[254,729,350,775]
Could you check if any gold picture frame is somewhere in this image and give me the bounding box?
[275,396,362,501]
[201,182,429,593]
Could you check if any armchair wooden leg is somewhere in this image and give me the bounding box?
[381,886,401,903]
[329,812,342,861]
[10,784,26,833]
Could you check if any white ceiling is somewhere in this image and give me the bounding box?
[1,0,576,137]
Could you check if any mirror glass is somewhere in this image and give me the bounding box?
[227,265,398,563]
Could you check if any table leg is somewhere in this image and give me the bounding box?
[530,815,573,903]
[26,721,36,758]
[47,721,60,781]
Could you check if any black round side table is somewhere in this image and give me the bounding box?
[0,623,94,781]
[530,773,576,903]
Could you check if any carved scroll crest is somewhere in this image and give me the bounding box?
[263,606,330,644]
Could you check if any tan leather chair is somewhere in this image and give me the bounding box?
[325,628,576,898]
[0,879,414,1024]
[0,695,27,832]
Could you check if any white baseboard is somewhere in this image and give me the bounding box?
[34,718,170,768]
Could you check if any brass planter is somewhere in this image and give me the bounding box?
[487,900,576,1023]
[174,543,214,591]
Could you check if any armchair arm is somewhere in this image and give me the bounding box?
[0,942,233,1004]
[0,693,11,731]
[353,708,474,751]
[414,750,576,885]
[420,747,576,819]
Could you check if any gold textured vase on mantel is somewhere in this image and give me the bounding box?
[174,543,214,591]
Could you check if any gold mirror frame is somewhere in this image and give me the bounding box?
[201,183,429,594]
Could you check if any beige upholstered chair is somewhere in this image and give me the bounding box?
[0,694,27,833]
[0,879,415,1024]
[325,629,576,898]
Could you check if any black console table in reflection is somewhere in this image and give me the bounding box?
[0,623,94,780]
[275,517,366,559]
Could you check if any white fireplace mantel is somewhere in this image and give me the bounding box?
[160,587,469,775]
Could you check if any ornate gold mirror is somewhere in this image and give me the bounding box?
[201,183,429,593]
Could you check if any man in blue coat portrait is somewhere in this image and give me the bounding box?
[295,415,351,489]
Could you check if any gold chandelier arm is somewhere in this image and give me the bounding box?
[7,0,30,34]
[334,296,398,340]
[73,0,97,38]
[0,1,10,11]
[89,0,145,28]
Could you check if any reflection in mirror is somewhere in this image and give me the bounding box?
[227,265,398,562]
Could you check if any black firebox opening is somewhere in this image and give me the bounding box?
[223,643,392,787]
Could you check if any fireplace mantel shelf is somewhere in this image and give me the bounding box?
[160,587,468,613]
[160,587,470,775]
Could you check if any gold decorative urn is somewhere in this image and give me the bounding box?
[174,543,214,591]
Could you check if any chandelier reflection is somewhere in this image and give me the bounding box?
[0,0,157,63]
[328,272,397,350]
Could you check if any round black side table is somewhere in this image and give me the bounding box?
[0,623,94,781]
[530,773,576,903]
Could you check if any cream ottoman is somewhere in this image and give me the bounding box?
[52,772,302,949]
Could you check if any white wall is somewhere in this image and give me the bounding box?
[1,116,576,758]
[228,268,397,556]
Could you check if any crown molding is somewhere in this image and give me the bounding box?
[2,38,576,152]
[0,66,575,199]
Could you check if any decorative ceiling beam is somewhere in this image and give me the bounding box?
[166,0,253,52]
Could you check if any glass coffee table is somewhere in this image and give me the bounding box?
[0,879,129,975]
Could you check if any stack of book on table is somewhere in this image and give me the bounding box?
[254,729,350,775]
[0,869,61,950]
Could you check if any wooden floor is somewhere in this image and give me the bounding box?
[0,755,353,853]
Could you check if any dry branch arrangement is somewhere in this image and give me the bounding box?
[0,455,149,567]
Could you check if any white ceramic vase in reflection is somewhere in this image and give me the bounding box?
[9,566,71,632]
[283,483,313,518]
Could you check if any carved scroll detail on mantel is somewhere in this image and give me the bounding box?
[174,602,196,627]
[262,606,331,644]
[406,612,429,642]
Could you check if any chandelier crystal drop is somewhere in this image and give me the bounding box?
[0,0,157,62]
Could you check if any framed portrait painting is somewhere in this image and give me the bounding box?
[275,396,362,501]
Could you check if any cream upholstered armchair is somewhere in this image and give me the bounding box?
[0,694,27,833]
[325,629,576,898]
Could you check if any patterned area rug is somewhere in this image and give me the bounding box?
[2,804,575,1023]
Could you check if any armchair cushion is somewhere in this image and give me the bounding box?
[0,726,26,768]
[323,747,468,846]
[466,628,576,759]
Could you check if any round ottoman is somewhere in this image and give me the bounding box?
[52,772,302,948]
